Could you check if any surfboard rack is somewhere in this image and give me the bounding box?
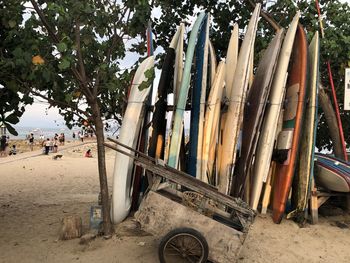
[105,137,255,225]
[105,137,256,262]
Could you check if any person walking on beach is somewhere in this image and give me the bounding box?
[44,138,50,155]
[53,139,58,153]
[61,133,65,145]
[29,133,34,151]
[0,135,7,157]
[9,145,17,156]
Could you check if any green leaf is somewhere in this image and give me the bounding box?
[5,114,20,124]
[5,123,18,136]
[138,67,154,91]
[8,20,16,28]
[57,42,67,52]
[58,58,70,70]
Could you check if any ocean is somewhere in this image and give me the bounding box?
[10,126,77,140]
[7,126,117,140]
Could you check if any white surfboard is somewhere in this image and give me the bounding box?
[164,24,184,163]
[201,61,225,183]
[250,12,300,211]
[111,56,154,224]
[173,24,185,106]
[217,24,239,185]
[217,4,261,195]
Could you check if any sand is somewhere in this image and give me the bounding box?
[0,141,349,263]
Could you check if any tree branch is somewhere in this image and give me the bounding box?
[94,6,131,96]
[30,0,94,102]
[74,20,87,87]
[30,0,60,43]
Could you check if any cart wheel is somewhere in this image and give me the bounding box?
[158,228,209,263]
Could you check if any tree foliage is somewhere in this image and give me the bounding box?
[1,0,154,235]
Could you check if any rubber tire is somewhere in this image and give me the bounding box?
[158,227,209,263]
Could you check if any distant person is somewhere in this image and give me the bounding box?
[85,149,92,158]
[61,133,65,145]
[44,138,50,155]
[0,135,7,157]
[79,132,84,142]
[29,133,34,151]
[9,145,17,156]
[53,139,58,153]
[72,132,76,140]
[49,138,54,152]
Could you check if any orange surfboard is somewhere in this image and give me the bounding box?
[272,24,308,224]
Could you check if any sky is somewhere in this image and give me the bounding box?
[14,0,350,128]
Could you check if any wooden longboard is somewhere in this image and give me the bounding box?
[111,56,154,224]
[288,32,320,220]
[272,24,308,224]
[217,4,261,195]
[250,13,300,211]
[168,12,206,168]
[233,30,284,198]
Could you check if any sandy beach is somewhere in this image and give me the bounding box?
[0,141,349,263]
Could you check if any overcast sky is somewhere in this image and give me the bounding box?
[15,0,350,128]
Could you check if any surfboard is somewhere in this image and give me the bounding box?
[272,24,308,224]
[195,15,210,179]
[148,25,183,159]
[188,14,209,177]
[111,56,154,224]
[225,24,239,99]
[205,40,218,183]
[315,154,350,192]
[208,41,217,87]
[168,12,206,168]
[233,30,284,198]
[173,25,185,107]
[288,32,320,220]
[217,4,261,195]
[201,61,225,183]
[250,12,300,211]
[216,25,239,184]
[164,24,184,163]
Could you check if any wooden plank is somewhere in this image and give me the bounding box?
[104,141,255,220]
[317,196,330,208]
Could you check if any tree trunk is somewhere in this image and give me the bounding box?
[91,102,114,236]
[319,84,343,158]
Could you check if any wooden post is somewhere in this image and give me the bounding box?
[346,194,350,213]
[310,179,318,224]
